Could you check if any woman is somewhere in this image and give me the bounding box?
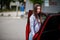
[29,4,43,40]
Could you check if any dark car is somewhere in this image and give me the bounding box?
[33,14,60,40]
[26,10,60,40]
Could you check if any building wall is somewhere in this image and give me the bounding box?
[26,0,60,13]
[25,0,33,12]
[42,0,60,13]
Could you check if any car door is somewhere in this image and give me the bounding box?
[39,15,60,40]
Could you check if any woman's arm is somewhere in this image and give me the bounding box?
[30,16,35,36]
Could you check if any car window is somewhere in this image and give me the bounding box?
[40,15,60,40]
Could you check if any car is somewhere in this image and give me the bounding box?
[26,10,60,40]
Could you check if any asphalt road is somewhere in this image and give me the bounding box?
[0,17,27,40]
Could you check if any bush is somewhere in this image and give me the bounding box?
[1,14,4,16]
[8,14,11,16]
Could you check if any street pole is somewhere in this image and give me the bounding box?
[16,1,19,17]
[16,5,18,17]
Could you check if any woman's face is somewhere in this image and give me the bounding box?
[37,6,41,14]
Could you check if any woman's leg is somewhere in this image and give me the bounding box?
[29,32,33,40]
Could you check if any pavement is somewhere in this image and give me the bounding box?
[0,11,26,17]
[0,16,27,40]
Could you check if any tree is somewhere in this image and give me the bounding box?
[30,0,44,5]
[18,0,24,2]
[1,0,13,9]
[1,0,24,9]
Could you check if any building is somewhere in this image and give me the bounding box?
[26,0,60,13]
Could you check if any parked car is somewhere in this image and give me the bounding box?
[26,10,60,40]
[33,14,60,40]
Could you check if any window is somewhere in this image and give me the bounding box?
[44,0,49,7]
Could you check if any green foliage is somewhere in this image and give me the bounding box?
[1,0,13,9]
[30,0,44,5]
[18,0,24,2]
[1,14,4,16]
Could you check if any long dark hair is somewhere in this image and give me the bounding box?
[33,4,42,18]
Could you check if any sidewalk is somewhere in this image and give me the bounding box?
[0,11,26,17]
